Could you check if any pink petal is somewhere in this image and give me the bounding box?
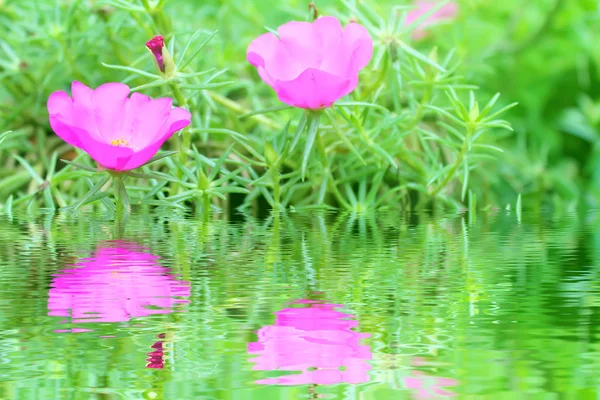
[70,81,101,141]
[71,124,135,170]
[274,68,355,109]
[125,97,173,149]
[49,107,137,171]
[277,21,314,48]
[343,23,374,72]
[122,107,190,170]
[313,16,344,55]
[247,32,279,68]
[270,21,318,81]
[48,91,80,147]
[90,82,131,142]
[72,81,93,103]
[247,33,280,86]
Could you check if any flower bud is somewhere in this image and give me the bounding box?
[145,35,175,78]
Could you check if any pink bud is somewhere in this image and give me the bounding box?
[146,35,165,72]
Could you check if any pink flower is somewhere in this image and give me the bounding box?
[47,81,191,171]
[247,299,372,385]
[405,1,458,39]
[247,16,373,110]
[48,241,190,329]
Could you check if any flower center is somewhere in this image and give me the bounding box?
[110,137,134,149]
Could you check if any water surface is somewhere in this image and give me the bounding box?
[0,210,598,399]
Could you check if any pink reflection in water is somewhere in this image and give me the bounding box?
[405,371,458,399]
[146,333,166,369]
[405,357,458,399]
[248,299,372,385]
[48,241,190,329]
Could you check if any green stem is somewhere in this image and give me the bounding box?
[168,81,188,193]
[202,194,210,223]
[169,82,187,107]
[315,133,351,209]
[271,168,281,210]
[207,91,280,130]
[141,0,171,36]
[431,125,474,198]
[114,175,124,215]
[410,86,432,129]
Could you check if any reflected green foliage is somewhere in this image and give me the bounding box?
[0,210,599,398]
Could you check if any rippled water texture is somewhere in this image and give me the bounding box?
[0,210,599,399]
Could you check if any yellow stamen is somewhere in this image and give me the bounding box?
[110,137,132,148]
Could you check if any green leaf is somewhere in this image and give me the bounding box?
[46,152,58,179]
[241,105,292,119]
[179,30,218,70]
[301,113,321,180]
[208,144,235,181]
[366,170,388,206]
[335,102,389,112]
[290,111,308,153]
[14,155,43,184]
[212,186,250,194]
[0,131,11,146]
[140,199,186,209]
[472,144,504,153]
[143,150,179,166]
[370,141,398,169]
[116,177,130,212]
[69,175,110,210]
[130,79,170,92]
[481,102,519,122]
[101,63,160,79]
[325,109,366,165]
[124,171,182,183]
[192,128,248,142]
[177,68,217,78]
[143,180,169,200]
[180,81,234,91]
[177,28,213,68]
[4,195,13,213]
[61,159,97,172]
[398,40,447,72]
[425,105,465,126]
[80,191,111,208]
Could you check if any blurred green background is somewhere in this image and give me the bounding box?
[1,0,599,212]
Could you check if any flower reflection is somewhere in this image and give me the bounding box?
[248,299,372,385]
[395,357,458,399]
[405,370,458,399]
[146,333,166,369]
[48,241,190,330]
